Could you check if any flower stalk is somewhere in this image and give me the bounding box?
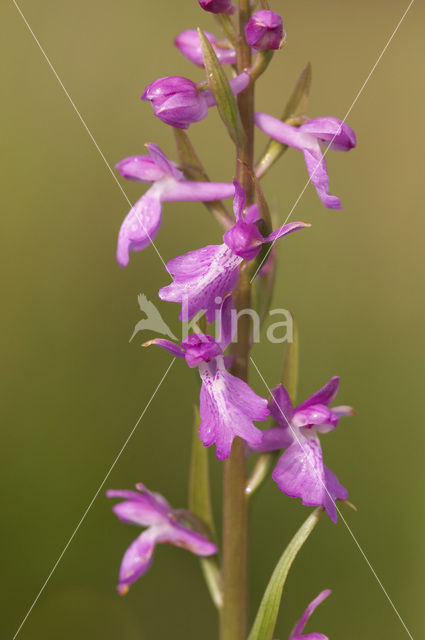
[221,1,254,638]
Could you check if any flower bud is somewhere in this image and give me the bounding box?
[198,0,236,15]
[141,76,209,129]
[245,10,285,51]
[175,29,236,67]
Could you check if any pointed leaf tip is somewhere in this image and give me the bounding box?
[197,27,245,145]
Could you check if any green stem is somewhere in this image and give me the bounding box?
[220,2,254,639]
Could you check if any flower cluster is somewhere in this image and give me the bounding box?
[107,2,358,638]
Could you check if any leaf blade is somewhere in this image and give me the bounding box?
[248,507,323,640]
[198,27,245,145]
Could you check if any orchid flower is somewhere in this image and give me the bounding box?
[115,143,235,267]
[144,297,269,460]
[107,483,217,594]
[252,376,355,522]
[175,30,237,67]
[159,181,309,322]
[255,113,356,208]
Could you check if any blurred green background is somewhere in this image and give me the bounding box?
[1,0,424,638]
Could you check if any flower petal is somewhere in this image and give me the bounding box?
[146,143,183,180]
[289,590,331,639]
[142,338,185,359]
[255,112,308,150]
[292,404,339,430]
[161,181,235,202]
[116,189,162,267]
[162,524,218,556]
[117,529,158,593]
[115,155,166,183]
[323,465,348,522]
[250,426,293,452]
[302,145,341,209]
[296,376,340,411]
[159,244,242,323]
[272,436,326,510]
[175,29,236,67]
[300,117,356,151]
[199,360,268,459]
[233,179,246,221]
[263,221,310,243]
[110,499,166,527]
[269,384,294,425]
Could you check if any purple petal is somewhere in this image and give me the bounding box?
[116,189,162,267]
[111,499,166,527]
[289,590,331,639]
[117,529,158,593]
[199,360,269,459]
[162,524,218,556]
[115,155,166,183]
[296,376,340,411]
[292,404,339,430]
[146,143,182,180]
[232,180,246,221]
[142,338,185,359]
[244,203,259,223]
[229,72,250,96]
[302,145,342,209]
[269,384,294,426]
[263,221,310,243]
[255,112,308,150]
[175,30,236,67]
[272,436,327,510]
[331,404,356,417]
[323,465,348,522]
[161,181,235,202]
[250,426,293,452]
[300,117,356,151]
[292,635,329,640]
[154,92,209,129]
[159,244,242,323]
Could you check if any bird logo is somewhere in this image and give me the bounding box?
[129,294,177,343]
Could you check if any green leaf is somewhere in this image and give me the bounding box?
[173,127,232,229]
[197,27,245,145]
[256,63,312,179]
[189,405,222,609]
[281,62,312,122]
[248,508,323,640]
[281,312,299,403]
